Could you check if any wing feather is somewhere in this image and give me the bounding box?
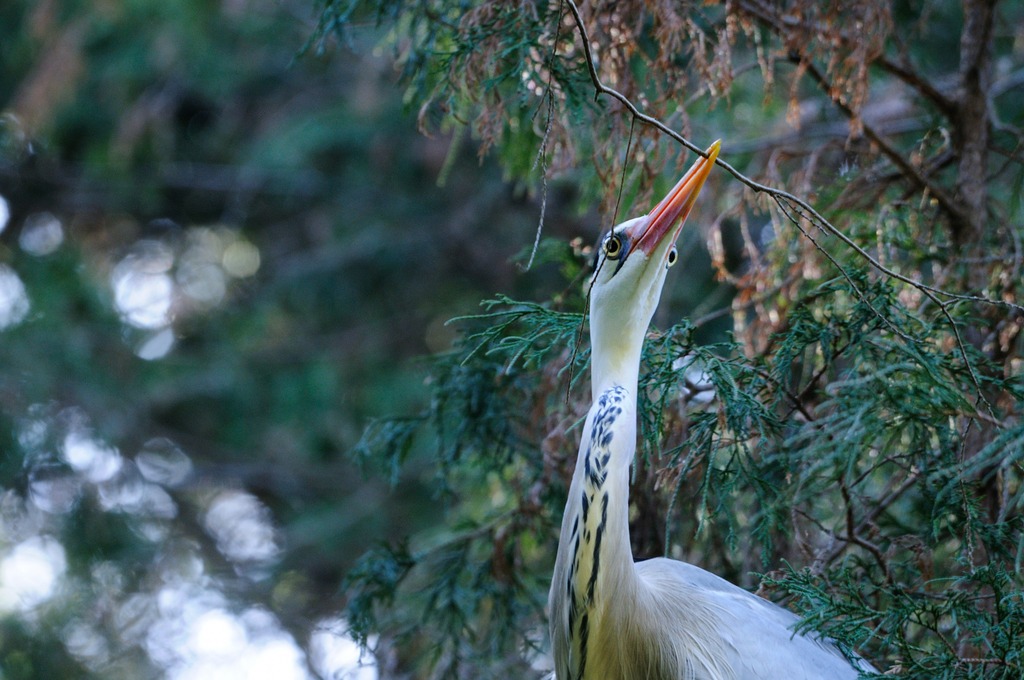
[634,558,875,679]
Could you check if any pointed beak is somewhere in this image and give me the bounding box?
[627,140,721,256]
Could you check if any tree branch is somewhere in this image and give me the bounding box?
[561,0,1016,414]
[875,54,958,120]
[562,0,1022,323]
[795,56,971,234]
[953,0,998,246]
[561,0,1019,312]
[736,0,958,119]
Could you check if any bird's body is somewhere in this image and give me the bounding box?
[548,142,874,679]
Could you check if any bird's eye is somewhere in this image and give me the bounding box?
[603,235,624,260]
[667,247,678,267]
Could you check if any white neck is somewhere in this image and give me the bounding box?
[550,347,643,678]
[590,342,641,398]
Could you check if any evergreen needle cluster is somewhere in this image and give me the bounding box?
[324,1,1024,677]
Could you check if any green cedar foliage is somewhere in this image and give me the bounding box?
[347,267,1022,678]
[323,0,1024,678]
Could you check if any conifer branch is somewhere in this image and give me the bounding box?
[563,0,1006,411]
[562,0,1021,315]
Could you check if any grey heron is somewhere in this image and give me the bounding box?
[548,141,876,679]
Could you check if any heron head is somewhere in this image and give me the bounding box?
[589,141,720,385]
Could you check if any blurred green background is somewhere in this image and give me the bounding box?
[3,0,1022,678]
[0,0,592,676]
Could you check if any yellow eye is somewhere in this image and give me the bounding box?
[667,247,678,267]
[603,235,623,259]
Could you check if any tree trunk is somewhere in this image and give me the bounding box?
[953,0,998,250]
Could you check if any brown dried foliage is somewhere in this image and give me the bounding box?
[442,0,1022,597]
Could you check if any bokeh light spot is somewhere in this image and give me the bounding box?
[204,490,280,567]
[310,618,379,680]
[63,430,124,483]
[0,536,67,612]
[0,264,30,330]
[136,438,193,487]
[112,241,176,329]
[19,211,64,256]
[0,194,9,233]
[136,327,176,360]
[222,239,260,278]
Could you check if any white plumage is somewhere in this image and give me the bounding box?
[548,142,875,679]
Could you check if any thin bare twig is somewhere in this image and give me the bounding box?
[797,57,969,233]
[561,0,1021,314]
[736,0,958,119]
[522,88,555,272]
[840,482,892,583]
[611,116,637,229]
[562,0,1006,412]
[521,2,566,272]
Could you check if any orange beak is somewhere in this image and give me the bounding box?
[627,140,721,256]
